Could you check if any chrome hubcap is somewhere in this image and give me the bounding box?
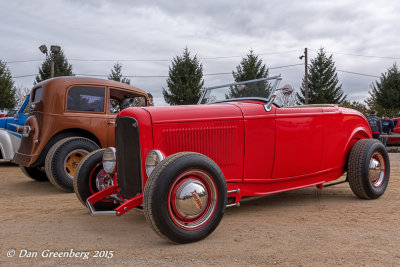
[174,179,209,218]
[369,152,385,187]
[169,170,217,229]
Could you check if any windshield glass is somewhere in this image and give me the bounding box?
[198,76,281,104]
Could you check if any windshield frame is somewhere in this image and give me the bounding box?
[198,75,282,108]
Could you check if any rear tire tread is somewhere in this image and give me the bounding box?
[45,137,99,192]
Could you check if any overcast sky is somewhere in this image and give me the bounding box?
[1,0,400,106]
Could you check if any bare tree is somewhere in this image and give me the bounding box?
[275,87,297,107]
[14,85,30,108]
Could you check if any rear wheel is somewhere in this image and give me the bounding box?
[45,137,99,192]
[74,149,118,210]
[20,165,48,182]
[144,152,227,244]
[347,139,390,199]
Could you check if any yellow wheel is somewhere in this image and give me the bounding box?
[64,149,89,179]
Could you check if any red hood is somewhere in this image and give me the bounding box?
[123,103,244,124]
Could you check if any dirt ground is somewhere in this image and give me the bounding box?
[1,153,400,267]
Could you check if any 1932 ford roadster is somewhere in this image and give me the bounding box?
[74,76,390,243]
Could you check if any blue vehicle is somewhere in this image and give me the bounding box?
[0,95,30,160]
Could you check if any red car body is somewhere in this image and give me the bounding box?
[77,77,388,243]
[118,103,370,195]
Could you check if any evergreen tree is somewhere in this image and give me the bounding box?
[163,47,204,105]
[0,60,16,110]
[108,62,131,85]
[35,50,73,84]
[368,63,400,116]
[228,50,271,98]
[365,92,384,116]
[297,48,346,104]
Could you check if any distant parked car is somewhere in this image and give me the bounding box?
[75,76,390,243]
[0,95,30,161]
[6,109,17,117]
[13,77,149,191]
[386,118,400,146]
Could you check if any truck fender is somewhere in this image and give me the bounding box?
[0,129,21,160]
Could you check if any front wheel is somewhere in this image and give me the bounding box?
[74,149,118,210]
[143,152,227,244]
[347,139,390,199]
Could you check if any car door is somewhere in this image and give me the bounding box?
[272,107,324,178]
[240,102,276,182]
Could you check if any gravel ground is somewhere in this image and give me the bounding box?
[1,153,400,266]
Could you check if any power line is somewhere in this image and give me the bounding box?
[5,50,301,64]
[7,50,400,64]
[309,49,400,61]
[13,62,304,79]
[337,69,380,78]
[14,74,37,78]
[74,63,304,78]
[6,59,43,64]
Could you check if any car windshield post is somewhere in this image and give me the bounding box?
[198,75,281,105]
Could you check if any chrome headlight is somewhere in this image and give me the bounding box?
[102,147,116,174]
[145,150,165,176]
[22,126,32,137]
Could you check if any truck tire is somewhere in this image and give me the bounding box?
[347,139,390,199]
[74,149,118,210]
[143,152,227,243]
[20,165,48,182]
[45,137,99,192]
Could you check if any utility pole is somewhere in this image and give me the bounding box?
[50,52,55,78]
[300,48,309,104]
[304,48,308,104]
[39,44,61,78]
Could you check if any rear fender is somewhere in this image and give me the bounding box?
[343,126,371,169]
[0,129,21,160]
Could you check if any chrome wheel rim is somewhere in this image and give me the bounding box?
[168,169,218,230]
[95,170,113,191]
[369,152,385,188]
[64,149,89,179]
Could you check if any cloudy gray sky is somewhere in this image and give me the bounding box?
[1,0,400,105]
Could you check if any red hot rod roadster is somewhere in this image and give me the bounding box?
[74,76,390,243]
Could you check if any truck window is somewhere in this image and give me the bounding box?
[32,87,42,102]
[67,86,105,113]
[109,89,146,113]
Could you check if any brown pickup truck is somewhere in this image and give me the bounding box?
[13,76,149,192]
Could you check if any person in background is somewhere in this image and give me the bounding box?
[147,93,154,106]
[382,115,394,134]
[381,114,394,147]
[367,110,382,140]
